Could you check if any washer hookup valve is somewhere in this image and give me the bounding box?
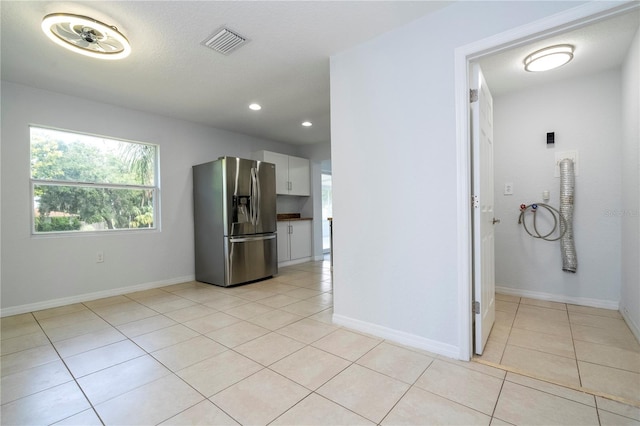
[531,204,538,210]
[520,204,527,211]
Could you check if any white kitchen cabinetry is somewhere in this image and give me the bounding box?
[286,156,310,196]
[277,222,290,263]
[277,220,312,265]
[254,151,310,196]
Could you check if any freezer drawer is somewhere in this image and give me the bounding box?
[224,234,277,286]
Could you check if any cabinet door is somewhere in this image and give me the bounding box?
[276,222,290,262]
[289,220,312,260]
[263,151,290,195]
[288,156,310,196]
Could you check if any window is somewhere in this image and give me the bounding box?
[30,126,159,234]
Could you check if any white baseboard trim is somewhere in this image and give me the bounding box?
[332,313,460,360]
[620,308,640,343]
[278,257,312,268]
[495,285,619,311]
[0,275,195,318]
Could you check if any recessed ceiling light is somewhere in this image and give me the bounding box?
[41,13,131,60]
[524,44,574,72]
[301,121,312,127]
[249,103,262,111]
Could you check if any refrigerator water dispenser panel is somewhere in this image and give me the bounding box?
[233,195,251,224]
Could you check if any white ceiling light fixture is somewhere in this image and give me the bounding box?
[524,44,574,72]
[301,121,312,127]
[249,103,262,111]
[41,13,131,60]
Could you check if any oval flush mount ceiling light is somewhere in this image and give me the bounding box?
[301,121,312,127]
[524,44,574,72]
[41,13,131,60]
[249,103,262,111]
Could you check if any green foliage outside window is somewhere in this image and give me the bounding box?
[30,127,158,233]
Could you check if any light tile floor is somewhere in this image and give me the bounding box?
[0,261,638,425]
[477,293,640,405]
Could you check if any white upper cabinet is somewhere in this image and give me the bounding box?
[287,155,310,196]
[261,151,290,195]
[254,151,310,196]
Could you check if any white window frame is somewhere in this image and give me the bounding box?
[29,125,160,236]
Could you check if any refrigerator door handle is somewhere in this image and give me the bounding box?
[250,167,257,226]
[229,234,276,243]
[255,168,261,226]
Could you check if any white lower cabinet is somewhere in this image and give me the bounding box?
[277,220,312,264]
[277,222,290,263]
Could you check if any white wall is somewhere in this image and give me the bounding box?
[330,1,582,356]
[493,70,622,307]
[620,27,640,339]
[0,81,298,315]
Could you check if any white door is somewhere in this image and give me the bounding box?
[471,63,496,355]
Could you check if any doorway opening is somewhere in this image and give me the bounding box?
[456,1,638,360]
[458,1,639,404]
[321,172,333,255]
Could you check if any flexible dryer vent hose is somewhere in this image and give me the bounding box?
[559,158,577,273]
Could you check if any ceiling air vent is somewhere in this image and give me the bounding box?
[201,27,248,55]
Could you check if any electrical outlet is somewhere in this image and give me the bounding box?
[96,251,104,263]
[504,183,514,195]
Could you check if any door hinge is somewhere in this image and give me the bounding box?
[470,89,478,103]
[473,301,480,315]
[472,195,479,208]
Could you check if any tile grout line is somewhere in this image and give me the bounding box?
[31,310,107,426]
[500,296,521,364]
[567,303,585,389]
[473,357,640,408]
[376,354,437,425]
[488,373,508,424]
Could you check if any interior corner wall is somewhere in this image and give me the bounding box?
[0,81,297,315]
[620,26,640,338]
[329,1,582,356]
[493,70,622,306]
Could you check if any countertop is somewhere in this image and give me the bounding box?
[277,213,312,222]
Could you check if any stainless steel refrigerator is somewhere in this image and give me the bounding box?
[193,157,277,287]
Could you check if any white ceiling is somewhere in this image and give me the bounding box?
[0,1,451,146]
[478,8,639,97]
[1,2,638,146]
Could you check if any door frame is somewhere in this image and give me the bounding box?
[454,1,638,360]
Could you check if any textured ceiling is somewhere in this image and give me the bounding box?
[0,1,451,145]
[2,2,638,146]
